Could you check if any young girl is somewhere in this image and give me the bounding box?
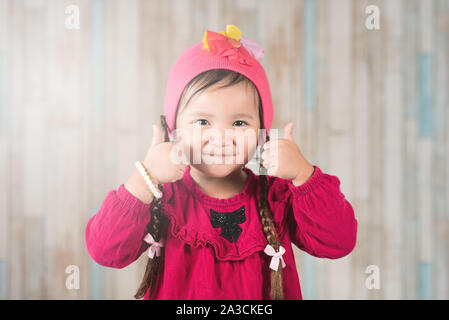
[85,25,358,300]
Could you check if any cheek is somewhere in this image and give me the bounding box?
[176,129,203,159]
[244,138,258,161]
[235,129,258,155]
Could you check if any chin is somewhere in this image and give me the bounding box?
[192,162,244,177]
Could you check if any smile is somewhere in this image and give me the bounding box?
[202,153,236,157]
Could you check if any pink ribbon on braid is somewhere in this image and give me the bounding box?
[264,244,286,271]
[143,233,165,259]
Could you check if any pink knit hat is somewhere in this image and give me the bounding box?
[163,25,274,138]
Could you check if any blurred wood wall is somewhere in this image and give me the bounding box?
[0,0,448,299]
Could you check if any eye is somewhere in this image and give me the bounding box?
[194,119,209,126]
[233,120,248,127]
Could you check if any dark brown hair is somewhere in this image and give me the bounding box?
[135,69,284,300]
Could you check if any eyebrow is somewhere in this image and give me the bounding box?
[187,111,255,120]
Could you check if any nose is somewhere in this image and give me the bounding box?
[206,127,234,145]
[203,127,235,155]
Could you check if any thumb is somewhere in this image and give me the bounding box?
[283,122,294,141]
[151,124,163,147]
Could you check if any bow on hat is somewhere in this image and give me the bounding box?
[202,24,264,66]
[264,244,286,271]
[143,233,165,259]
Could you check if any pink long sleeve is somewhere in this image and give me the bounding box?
[85,184,152,268]
[281,166,358,259]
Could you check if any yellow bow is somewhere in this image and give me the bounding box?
[202,24,242,50]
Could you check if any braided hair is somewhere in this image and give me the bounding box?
[134,115,170,299]
[135,69,284,299]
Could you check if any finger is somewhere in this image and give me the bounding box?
[170,167,185,183]
[261,145,278,159]
[151,124,163,147]
[176,145,189,165]
[172,144,189,166]
[177,159,188,170]
[262,158,273,169]
[262,156,278,168]
[261,150,276,161]
[179,163,188,173]
[170,145,186,166]
[262,140,279,151]
[262,159,269,168]
[283,122,294,141]
[262,140,271,150]
[262,159,276,173]
[174,170,185,181]
[173,131,182,145]
[266,166,278,176]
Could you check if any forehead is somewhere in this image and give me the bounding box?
[179,81,259,115]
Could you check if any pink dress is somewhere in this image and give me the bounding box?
[85,165,358,299]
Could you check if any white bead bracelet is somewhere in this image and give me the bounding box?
[135,161,163,199]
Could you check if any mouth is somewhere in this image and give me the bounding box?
[200,151,244,165]
[202,152,236,157]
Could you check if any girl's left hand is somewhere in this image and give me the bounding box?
[261,122,315,186]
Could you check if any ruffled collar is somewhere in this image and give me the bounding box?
[161,165,270,261]
[180,165,257,208]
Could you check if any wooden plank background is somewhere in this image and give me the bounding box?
[0,0,448,299]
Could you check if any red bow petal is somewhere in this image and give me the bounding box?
[206,31,233,55]
[204,30,256,66]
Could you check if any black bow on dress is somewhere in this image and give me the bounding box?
[210,205,246,243]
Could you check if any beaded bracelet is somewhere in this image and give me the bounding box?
[135,161,163,199]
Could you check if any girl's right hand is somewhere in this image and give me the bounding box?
[142,124,188,185]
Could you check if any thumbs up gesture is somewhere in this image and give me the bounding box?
[260,122,315,186]
[142,124,188,185]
